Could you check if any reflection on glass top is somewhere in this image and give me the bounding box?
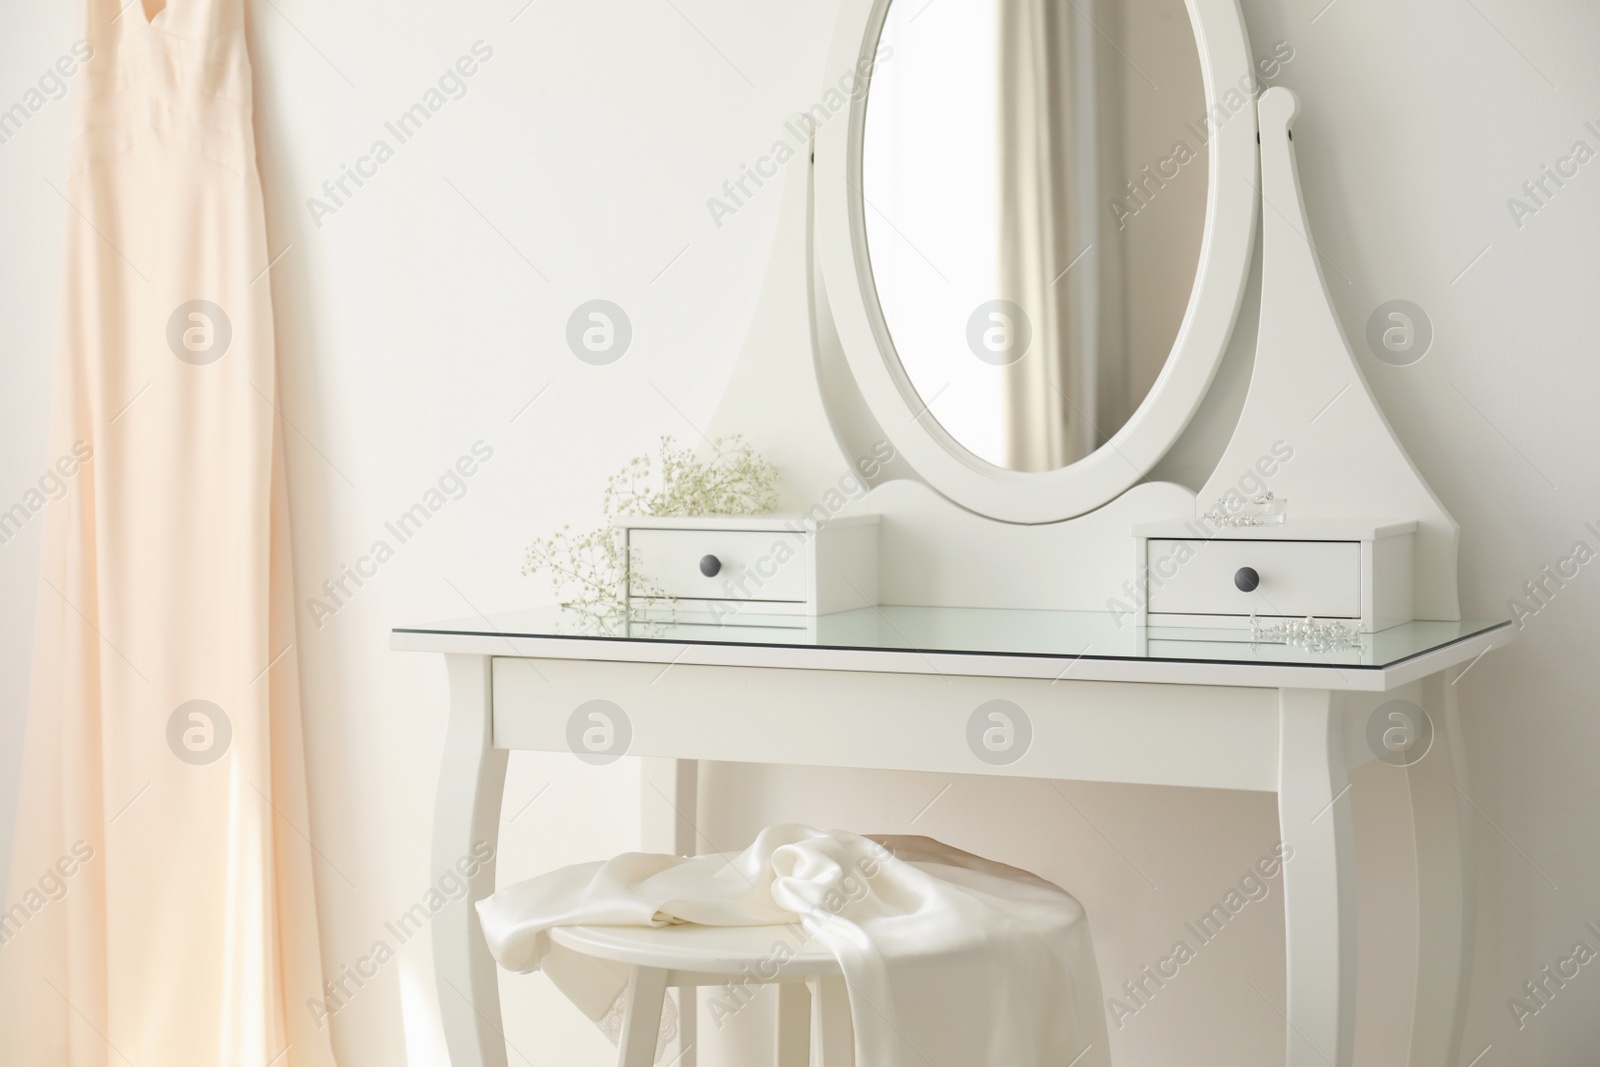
[395,605,1509,671]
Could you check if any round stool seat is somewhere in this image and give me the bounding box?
[550,922,843,978]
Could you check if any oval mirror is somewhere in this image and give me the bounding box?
[862,0,1207,472]
[814,0,1259,522]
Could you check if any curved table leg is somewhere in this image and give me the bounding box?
[1278,688,1356,1067]
[1407,673,1476,1066]
[435,654,511,1067]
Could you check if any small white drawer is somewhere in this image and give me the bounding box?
[629,527,808,604]
[1146,539,1361,619]
[619,514,879,617]
[1132,521,1417,632]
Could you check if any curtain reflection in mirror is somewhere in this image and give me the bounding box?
[998,0,1105,469]
[862,0,1205,473]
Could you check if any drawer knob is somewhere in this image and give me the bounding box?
[1234,566,1260,592]
[699,554,722,577]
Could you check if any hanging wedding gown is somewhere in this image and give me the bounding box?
[0,0,334,1064]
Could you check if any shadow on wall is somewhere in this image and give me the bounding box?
[245,5,386,1061]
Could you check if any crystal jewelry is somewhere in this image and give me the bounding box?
[1203,490,1287,528]
[1249,613,1360,652]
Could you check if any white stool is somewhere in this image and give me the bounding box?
[550,922,855,1067]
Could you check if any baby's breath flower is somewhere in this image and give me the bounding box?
[523,435,778,619]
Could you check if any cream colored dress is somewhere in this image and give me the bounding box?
[0,0,334,1064]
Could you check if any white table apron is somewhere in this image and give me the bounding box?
[404,627,1506,1067]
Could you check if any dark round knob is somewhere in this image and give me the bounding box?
[1234,566,1260,592]
[699,554,722,577]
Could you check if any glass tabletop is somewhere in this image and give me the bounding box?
[395,604,1510,671]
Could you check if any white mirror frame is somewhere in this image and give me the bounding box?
[815,0,1261,524]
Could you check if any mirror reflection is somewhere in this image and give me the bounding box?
[863,0,1208,472]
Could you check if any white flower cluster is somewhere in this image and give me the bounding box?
[523,436,779,626]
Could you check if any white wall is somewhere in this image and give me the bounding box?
[2,1,1598,1065]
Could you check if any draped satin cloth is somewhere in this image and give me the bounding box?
[0,1,333,1064]
[479,825,1111,1067]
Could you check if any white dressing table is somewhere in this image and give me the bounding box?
[395,607,1511,1067]
[404,0,1502,1059]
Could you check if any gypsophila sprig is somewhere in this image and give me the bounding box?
[605,436,778,518]
[522,523,644,628]
[523,436,779,624]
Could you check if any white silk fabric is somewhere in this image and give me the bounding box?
[478,825,1110,1067]
[0,1,334,1064]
